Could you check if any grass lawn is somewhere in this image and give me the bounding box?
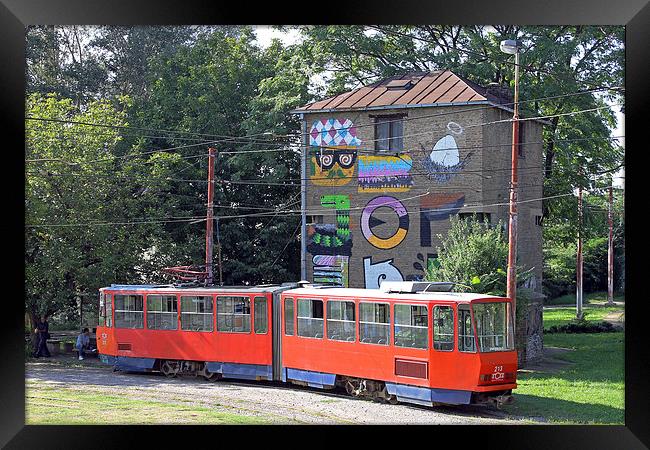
[25,382,270,425]
[543,306,623,331]
[502,298,624,424]
[545,290,625,306]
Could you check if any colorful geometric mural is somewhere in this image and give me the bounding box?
[313,255,349,287]
[357,155,413,192]
[307,195,352,256]
[360,196,409,250]
[420,134,472,183]
[363,256,404,289]
[419,193,465,247]
[309,118,362,187]
[310,119,361,147]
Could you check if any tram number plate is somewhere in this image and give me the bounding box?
[492,365,504,381]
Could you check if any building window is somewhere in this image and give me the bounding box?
[146,295,178,330]
[181,296,213,332]
[217,296,251,333]
[254,297,267,334]
[374,116,404,152]
[359,302,390,345]
[114,294,144,329]
[326,300,356,342]
[394,304,428,349]
[433,305,454,351]
[284,298,294,336]
[307,215,323,225]
[458,212,491,223]
[458,305,476,352]
[297,298,324,338]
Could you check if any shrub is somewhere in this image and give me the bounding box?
[547,320,616,334]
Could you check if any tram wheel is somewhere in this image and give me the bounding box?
[161,360,178,378]
[203,372,220,382]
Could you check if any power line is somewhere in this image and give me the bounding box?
[26,190,582,228]
[25,85,623,154]
[25,105,623,168]
[25,116,279,145]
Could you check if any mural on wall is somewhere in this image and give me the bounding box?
[357,155,413,192]
[360,196,409,250]
[307,194,352,256]
[309,118,361,187]
[363,256,404,289]
[419,124,472,183]
[313,255,349,287]
[419,193,465,247]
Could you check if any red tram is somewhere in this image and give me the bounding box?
[96,281,517,407]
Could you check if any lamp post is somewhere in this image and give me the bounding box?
[501,39,522,356]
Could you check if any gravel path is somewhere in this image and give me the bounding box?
[26,356,529,425]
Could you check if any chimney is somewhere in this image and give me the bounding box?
[486,82,513,105]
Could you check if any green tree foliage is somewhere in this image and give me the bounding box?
[26,27,314,328]
[425,215,531,299]
[133,28,311,285]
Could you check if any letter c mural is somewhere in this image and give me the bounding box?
[360,196,409,249]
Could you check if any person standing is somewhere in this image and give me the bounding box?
[34,315,51,358]
[75,328,90,360]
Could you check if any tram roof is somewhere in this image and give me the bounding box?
[101,283,295,294]
[282,287,507,303]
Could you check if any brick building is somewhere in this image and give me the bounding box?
[292,70,545,360]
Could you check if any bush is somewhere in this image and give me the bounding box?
[547,320,616,334]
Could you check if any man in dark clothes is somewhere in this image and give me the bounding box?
[34,315,51,358]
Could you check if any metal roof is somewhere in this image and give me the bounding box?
[292,70,514,114]
[284,287,506,303]
[101,284,297,294]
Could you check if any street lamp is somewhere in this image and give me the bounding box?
[500,39,522,358]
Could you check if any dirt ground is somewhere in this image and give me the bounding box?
[25,355,538,425]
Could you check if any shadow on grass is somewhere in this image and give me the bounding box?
[504,393,624,424]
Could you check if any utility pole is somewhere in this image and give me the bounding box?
[205,147,216,286]
[576,177,584,320]
[501,39,521,332]
[607,183,614,305]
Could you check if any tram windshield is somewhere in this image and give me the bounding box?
[472,301,514,352]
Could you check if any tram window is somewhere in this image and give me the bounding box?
[394,304,428,349]
[114,294,144,329]
[217,296,251,333]
[284,298,294,336]
[254,297,268,334]
[99,293,108,327]
[180,296,213,332]
[359,302,390,345]
[106,294,112,327]
[458,305,476,352]
[297,298,324,338]
[146,295,178,330]
[326,300,356,342]
[433,306,454,351]
[473,302,514,352]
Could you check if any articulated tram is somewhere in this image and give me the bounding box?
[96,281,517,407]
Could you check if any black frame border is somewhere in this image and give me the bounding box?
[3,0,648,448]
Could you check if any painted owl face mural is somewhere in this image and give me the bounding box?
[309,119,361,186]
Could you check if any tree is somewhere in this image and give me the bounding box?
[131,28,312,285]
